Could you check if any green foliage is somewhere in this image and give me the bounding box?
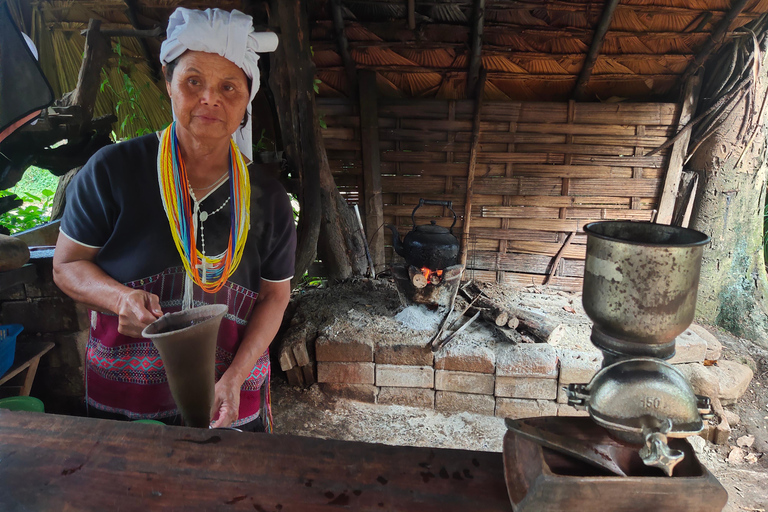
[0,189,54,234]
[101,41,155,140]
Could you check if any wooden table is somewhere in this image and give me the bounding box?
[0,341,54,397]
[0,411,513,511]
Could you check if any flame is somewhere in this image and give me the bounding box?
[421,267,443,284]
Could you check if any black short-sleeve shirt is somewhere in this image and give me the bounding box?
[60,133,296,293]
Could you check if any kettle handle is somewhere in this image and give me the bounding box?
[412,199,458,232]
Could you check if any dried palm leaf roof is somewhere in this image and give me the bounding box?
[4,0,768,110]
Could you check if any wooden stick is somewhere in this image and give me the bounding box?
[544,231,575,286]
[409,266,428,289]
[428,280,464,347]
[572,0,620,101]
[459,68,487,267]
[433,311,481,352]
[407,0,416,30]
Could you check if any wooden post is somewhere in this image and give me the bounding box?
[466,0,485,98]
[268,0,322,285]
[122,0,162,82]
[407,0,415,30]
[656,74,701,225]
[329,0,358,97]
[358,70,385,269]
[70,19,111,125]
[460,68,487,267]
[571,0,620,101]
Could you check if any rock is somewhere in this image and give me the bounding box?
[674,361,753,403]
[745,452,759,464]
[736,434,755,448]
[727,447,745,464]
[687,324,722,361]
[723,409,740,427]
[712,360,753,404]
[688,435,707,454]
[668,329,707,364]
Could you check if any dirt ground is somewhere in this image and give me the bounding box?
[271,280,767,511]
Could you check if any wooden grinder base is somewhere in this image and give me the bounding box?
[503,417,728,512]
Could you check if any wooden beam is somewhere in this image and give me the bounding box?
[572,0,620,101]
[678,0,751,85]
[93,26,163,39]
[407,0,416,30]
[460,68,487,267]
[329,0,358,97]
[69,19,111,125]
[358,70,385,269]
[466,0,485,98]
[656,74,701,225]
[123,0,162,82]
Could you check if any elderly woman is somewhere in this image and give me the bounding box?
[52,8,295,432]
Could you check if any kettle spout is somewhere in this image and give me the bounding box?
[385,224,406,258]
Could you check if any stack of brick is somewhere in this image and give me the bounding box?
[495,344,558,419]
[434,342,496,416]
[311,319,721,420]
[375,335,434,408]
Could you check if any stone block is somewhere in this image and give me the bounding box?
[24,260,66,298]
[435,370,495,395]
[317,362,375,385]
[434,342,495,374]
[0,297,89,333]
[557,348,602,385]
[375,342,433,366]
[375,364,433,388]
[378,387,434,408]
[495,376,557,400]
[0,284,26,301]
[496,344,557,378]
[688,324,723,361]
[668,329,707,365]
[435,391,495,416]
[495,398,557,419]
[315,335,374,362]
[556,383,569,404]
[320,383,378,403]
[557,404,590,417]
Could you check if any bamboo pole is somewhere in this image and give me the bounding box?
[572,0,620,101]
[460,68,487,267]
[466,0,485,98]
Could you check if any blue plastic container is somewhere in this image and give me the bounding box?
[0,324,23,377]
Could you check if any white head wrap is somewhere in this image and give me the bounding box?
[159,8,278,161]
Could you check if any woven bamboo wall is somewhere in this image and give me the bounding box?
[319,99,680,291]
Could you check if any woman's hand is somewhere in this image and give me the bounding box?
[210,374,242,428]
[115,289,163,337]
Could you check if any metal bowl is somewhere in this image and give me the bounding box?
[582,221,709,359]
[570,358,705,444]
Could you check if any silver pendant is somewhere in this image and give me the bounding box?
[200,211,209,222]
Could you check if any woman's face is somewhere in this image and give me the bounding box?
[164,51,250,145]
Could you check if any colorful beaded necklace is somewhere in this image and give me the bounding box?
[157,122,250,294]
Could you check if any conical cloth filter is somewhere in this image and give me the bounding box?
[142,304,228,428]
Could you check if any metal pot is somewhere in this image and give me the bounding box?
[385,199,459,270]
[582,221,709,360]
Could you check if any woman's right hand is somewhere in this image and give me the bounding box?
[115,289,163,337]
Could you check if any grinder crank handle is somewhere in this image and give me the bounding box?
[412,199,458,232]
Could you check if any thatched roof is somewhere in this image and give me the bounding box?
[4,0,768,129]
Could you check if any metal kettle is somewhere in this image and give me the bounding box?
[385,199,460,270]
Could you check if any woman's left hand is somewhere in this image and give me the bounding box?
[210,374,241,428]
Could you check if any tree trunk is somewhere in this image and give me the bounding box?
[688,40,768,347]
[268,0,321,288]
[268,0,366,284]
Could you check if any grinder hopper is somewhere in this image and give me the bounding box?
[142,304,228,428]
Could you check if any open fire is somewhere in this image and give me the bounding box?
[421,267,443,285]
